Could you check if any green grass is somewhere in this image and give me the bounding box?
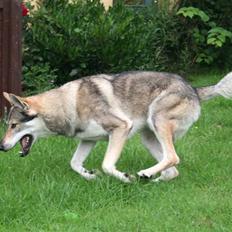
[1,72,232,231]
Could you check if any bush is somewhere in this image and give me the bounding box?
[23,0,188,86]
[25,1,148,84]
[176,5,232,67]
[22,0,232,92]
[22,63,57,96]
[179,0,232,68]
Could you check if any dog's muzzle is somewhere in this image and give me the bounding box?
[0,142,6,152]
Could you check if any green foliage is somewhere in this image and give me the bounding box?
[207,27,232,48]
[177,6,209,22]
[26,0,154,84]
[22,0,232,92]
[146,10,190,70]
[179,0,232,67]
[24,0,193,86]
[181,0,232,29]
[195,52,213,65]
[22,63,57,96]
[177,5,232,65]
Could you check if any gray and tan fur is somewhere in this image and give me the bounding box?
[1,71,232,182]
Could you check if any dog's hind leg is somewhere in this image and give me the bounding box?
[138,92,200,179]
[140,129,179,181]
[137,117,180,179]
[70,140,97,180]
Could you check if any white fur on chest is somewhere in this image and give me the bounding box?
[75,120,108,140]
[75,118,145,141]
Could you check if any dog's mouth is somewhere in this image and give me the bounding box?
[19,134,34,157]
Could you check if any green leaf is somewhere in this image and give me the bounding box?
[196,57,203,63]
[218,35,226,43]
[177,7,209,22]
[74,28,82,33]
[215,40,223,47]
[207,38,216,45]
[208,21,217,28]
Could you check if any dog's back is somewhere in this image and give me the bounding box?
[65,71,199,119]
[110,71,199,117]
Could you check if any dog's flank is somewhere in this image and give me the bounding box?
[0,71,232,182]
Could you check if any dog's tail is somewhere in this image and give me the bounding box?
[196,72,232,101]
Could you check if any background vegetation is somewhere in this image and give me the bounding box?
[22,0,232,94]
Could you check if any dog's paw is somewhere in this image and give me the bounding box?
[152,175,173,183]
[80,170,97,180]
[114,172,136,183]
[153,168,179,182]
[152,176,162,183]
[122,173,136,183]
[137,170,153,180]
[71,165,100,181]
[82,169,100,180]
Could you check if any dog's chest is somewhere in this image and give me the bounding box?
[75,120,108,140]
[75,118,145,141]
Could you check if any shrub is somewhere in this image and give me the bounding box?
[177,6,232,66]
[24,0,188,86]
[22,0,232,92]
[179,0,232,68]
[25,1,150,84]
[22,63,57,96]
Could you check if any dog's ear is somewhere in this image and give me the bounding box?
[3,92,37,116]
[3,92,29,110]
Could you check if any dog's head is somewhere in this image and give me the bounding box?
[0,92,51,157]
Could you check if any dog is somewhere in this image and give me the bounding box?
[0,71,232,182]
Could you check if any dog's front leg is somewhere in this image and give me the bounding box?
[70,140,97,180]
[102,126,134,183]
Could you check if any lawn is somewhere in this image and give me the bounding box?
[0,72,232,232]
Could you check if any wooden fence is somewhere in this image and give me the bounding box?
[0,0,22,117]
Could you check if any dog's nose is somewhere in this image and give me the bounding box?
[0,142,5,151]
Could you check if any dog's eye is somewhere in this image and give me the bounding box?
[11,123,17,129]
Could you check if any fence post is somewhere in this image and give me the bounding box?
[0,0,22,117]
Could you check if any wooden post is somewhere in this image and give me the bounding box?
[0,0,22,117]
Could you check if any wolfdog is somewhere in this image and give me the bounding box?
[0,71,232,182]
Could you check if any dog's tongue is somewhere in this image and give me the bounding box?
[19,135,33,157]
